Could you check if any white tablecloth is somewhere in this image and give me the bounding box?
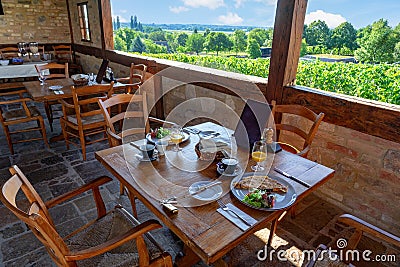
[0,62,49,79]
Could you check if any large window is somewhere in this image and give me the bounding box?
[77,2,91,42]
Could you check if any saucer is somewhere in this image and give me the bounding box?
[217,165,242,177]
[49,85,63,90]
[135,154,158,162]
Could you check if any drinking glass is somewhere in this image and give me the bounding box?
[38,70,48,85]
[251,141,267,171]
[170,124,184,152]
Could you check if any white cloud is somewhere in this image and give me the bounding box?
[169,6,189,13]
[182,0,224,10]
[305,10,346,28]
[218,12,244,25]
[234,0,245,8]
[254,0,276,6]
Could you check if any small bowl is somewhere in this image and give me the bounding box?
[0,60,10,66]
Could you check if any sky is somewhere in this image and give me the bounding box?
[110,0,400,29]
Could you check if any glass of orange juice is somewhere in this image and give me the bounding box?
[251,141,267,171]
[170,124,184,152]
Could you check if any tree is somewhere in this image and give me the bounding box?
[300,39,307,57]
[130,16,134,29]
[204,32,232,56]
[116,16,121,30]
[248,28,268,47]
[176,32,189,47]
[114,28,138,51]
[186,33,205,55]
[143,40,167,54]
[394,42,400,62]
[148,30,166,41]
[138,22,143,32]
[355,19,398,63]
[113,18,116,31]
[133,15,138,29]
[330,22,358,52]
[132,36,146,53]
[247,38,261,58]
[231,30,247,55]
[114,35,126,51]
[305,20,330,47]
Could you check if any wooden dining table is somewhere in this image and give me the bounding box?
[23,78,127,131]
[95,122,335,266]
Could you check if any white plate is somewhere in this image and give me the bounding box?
[189,181,223,201]
[49,85,63,90]
[146,131,190,145]
[230,173,297,211]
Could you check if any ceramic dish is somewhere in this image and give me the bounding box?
[189,181,223,201]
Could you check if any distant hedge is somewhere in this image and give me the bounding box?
[141,53,400,105]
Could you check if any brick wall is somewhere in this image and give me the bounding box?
[279,116,400,236]
[0,0,70,44]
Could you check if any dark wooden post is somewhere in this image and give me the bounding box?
[266,0,308,104]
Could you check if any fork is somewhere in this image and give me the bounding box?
[217,200,252,226]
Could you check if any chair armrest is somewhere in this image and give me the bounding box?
[148,117,176,127]
[0,97,32,105]
[65,219,162,262]
[106,127,122,146]
[45,176,112,207]
[338,214,400,247]
[0,89,28,97]
[59,99,75,109]
[116,77,129,83]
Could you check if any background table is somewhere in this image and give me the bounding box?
[0,61,49,79]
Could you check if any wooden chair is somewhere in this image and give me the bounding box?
[60,82,114,160]
[35,62,69,131]
[99,93,174,211]
[272,104,324,158]
[0,89,49,154]
[0,165,174,267]
[307,214,400,267]
[116,63,147,94]
[0,46,19,59]
[53,44,83,75]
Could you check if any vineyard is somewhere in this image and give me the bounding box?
[143,53,400,105]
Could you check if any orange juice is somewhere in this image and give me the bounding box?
[170,133,183,144]
[252,151,267,162]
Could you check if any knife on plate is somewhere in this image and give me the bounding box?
[191,181,222,195]
[274,168,311,188]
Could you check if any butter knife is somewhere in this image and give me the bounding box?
[274,168,311,188]
[191,181,222,195]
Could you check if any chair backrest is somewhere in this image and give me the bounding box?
[273,104,324,158]
[129,63,147,85]
[99,92,149,147]
[35,62,69,79]
[0,46,19,59]
[53,44,73,63]
[71,82,115,127]
[0,165,70,265]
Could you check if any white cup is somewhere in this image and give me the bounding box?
[156,140,168,156]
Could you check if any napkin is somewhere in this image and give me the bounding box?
[217,203,257,231]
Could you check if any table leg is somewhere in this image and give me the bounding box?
[175,245,201,267]
[267,211,287,246]
[44,101,53,132]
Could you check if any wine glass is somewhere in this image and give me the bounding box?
[170,124,184,152]
[38,70,48,85]
[251,141,267,172]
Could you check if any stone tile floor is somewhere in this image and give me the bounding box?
[0,99,398,267]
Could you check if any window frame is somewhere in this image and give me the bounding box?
[77,2,91,42]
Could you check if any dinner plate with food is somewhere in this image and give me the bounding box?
[146,127,190,144]
[230,172,296,210]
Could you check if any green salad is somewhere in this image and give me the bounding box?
[150,127,171,139]
[243,189,275,208]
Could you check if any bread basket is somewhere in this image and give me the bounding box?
[71,74,89,86]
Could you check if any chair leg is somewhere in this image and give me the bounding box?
[61,120,70,149]
[126,190,137,217]
[290,204,297,219]
[79,132,87,161]
[3,125,14,154]
[38,117,49,148]
[119,183,125,195]
[44,101,54,132]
